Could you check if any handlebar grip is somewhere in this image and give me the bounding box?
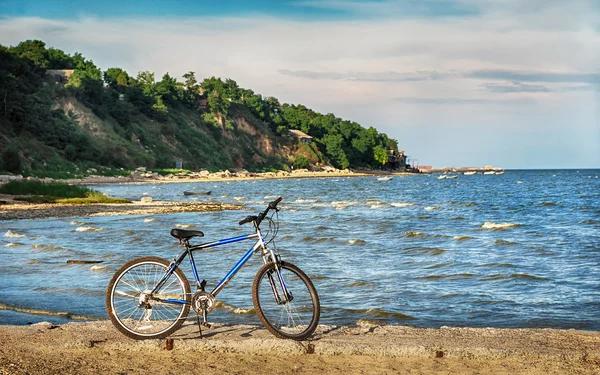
[239,215,255,225]
[269,197,283,209]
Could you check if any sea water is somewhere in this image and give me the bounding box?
[1,169,599,329]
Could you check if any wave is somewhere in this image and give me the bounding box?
[348,239,366,245]
[69,221,84,225]
[75,226,103,232]
[144,217,155,222]
[302,236,334,243]
[295,198,317,203]
[4,230,25,238]
[214,301,255,315]
[425,263,452,269]
[579,219,599,225]
[309,274,329,280]
[390,202,415,207]
[476,263,516,268]
[348,280,377,287]
[417,273,475,280]
[331,201,360,209]
[451,216,466,220]
[404,231,424,238]
[5,242,24,247]
[404,246,446,256]
[494,239,519,246]
[175,224,196,229]
[453,235,472,241]
[424,206,440,210]
[362,308,416,320]
[482,273,549,281]
[90,265,108,272]
[540,202,557,207]
[31,244,67,251]
[0,302,99,321]
[482,222,520,230]
[233,197,244,201]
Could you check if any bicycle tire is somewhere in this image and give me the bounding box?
[106,256,191,340]
[252,261,320,340]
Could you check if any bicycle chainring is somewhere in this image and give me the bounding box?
[192,291,215,315]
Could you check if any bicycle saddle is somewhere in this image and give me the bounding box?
[170,228,204,240]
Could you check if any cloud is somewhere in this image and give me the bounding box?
[278,69,452,82]
[469,70,600,84]
[392,97,490,104]
[482,81,552,93]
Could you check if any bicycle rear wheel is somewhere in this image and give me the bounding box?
[106,256,190,340]
[252,261,320,340]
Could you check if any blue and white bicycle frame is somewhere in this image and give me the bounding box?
[152,224,286,306]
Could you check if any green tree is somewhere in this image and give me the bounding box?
[373,145,388,166]
[104,68,130,90]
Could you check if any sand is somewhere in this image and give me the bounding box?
[0,321,598,374]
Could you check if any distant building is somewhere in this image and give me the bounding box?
[386,150,407,170]
[45,69,75,83]
[288,129,313,144]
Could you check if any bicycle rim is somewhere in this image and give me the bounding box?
[109,259,188,338]
[253,262,319,340]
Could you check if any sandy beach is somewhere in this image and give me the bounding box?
[0,321,598,374]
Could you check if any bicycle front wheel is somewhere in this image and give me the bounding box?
[106,256,191,340]
[253,261,320,340]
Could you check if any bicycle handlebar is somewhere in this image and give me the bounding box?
[239,197,282,226]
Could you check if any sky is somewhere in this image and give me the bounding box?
[0,0,599,169]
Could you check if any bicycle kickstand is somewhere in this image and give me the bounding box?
[196,307,211,339]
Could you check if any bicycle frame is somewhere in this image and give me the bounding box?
[151,224,281,305]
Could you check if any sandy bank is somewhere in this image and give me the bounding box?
[0,321,598,374]
[0,201,242,221]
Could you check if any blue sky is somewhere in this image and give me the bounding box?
[1,0,599,168]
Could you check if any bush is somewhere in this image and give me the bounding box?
[2,148,22,174]
[293,156,310,170]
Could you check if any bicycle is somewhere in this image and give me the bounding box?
[105,197,320,341]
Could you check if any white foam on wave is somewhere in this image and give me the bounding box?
[144,218,155,222]
[425,206,440,211]
[4,230,25,238]
[391,202,415,207]
[90,265,108,271]
[175,224,196,229]
[233,197,244,201]
[5,242,23,247]
[482,222,520,229]
[75,226,103,232]
[264,195,278,199]
[295,198,317,203]
[70,221,84,225]
[331,201,360,209]
[349,239,367,245]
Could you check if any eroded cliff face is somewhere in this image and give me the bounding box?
[41,95,311,171]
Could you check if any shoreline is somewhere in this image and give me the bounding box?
[0,321,598,374]
[0,200,243,221]
[1,169,417,187]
